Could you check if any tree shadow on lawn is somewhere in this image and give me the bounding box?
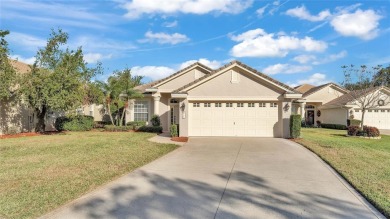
[68,170,372,219]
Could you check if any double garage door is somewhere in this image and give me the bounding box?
[355,109,390,129]
[189,102,279,137]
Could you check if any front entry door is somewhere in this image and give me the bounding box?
[170,106,179,125]
[307,110,314,125]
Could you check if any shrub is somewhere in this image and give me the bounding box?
[138,126,163,133]
[170,124,178,137]
[290,114,301,139]
[316,120,322,127]
[104,125,133,132]
[347,119,361,127]
[55,115,94,131]
[151,115,160,127]
[362,126,380,137]
[93,121,112,128]
[320,123,347,130]
[347,125,360,136]
[7,126,19,135]
[126,121,147,130]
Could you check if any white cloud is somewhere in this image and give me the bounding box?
[286,5,331,22]
[83,53,112,64]
[262,64,312,75]
[287,73,329,87]
[313,50,347,65]
[132,66,176,81]
[139,31,190,45]
[122,0,253,19]
[330,9,382,40]
[162,20,178,28]
[230,28,327,57]
[256,4,269,17]
[10,54,36,64]
[7,32,46,51]
[179,58,222,69]
[131,58,224,81]
[293,54,316,64]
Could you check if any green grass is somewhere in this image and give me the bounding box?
[0,131,178,219]
[294,128,390,217]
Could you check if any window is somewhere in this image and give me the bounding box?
[368,110,372,112]
[170,99,178,103]
[374,110,379,112]
[193,103,200,107]
[204,103,211,107]
[89,111,94,116]
[134,101,149,121]
[226,103,233,107]
[381,110,385,112]
[237,103,244,107]
[305,105,315,109]
[259,103,266,107]
[215,103,222,107]
[355,109,359,113]
[270,103,278,108]
[248,103,255,107]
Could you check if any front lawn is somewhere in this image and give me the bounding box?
[0,131,178,219]
[294,128,390,217]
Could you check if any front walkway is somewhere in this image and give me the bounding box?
[41,138,383,219]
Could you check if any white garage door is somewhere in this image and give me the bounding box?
[189,102,279,137]
[355,109,390,129]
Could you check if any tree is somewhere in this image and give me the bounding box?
[342,64,390,128]
[21,29,101,132]
[96,68,143,126]
[374,65,390,87]
[0,30,17,100]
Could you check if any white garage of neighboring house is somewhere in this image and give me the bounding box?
[319,86,390,129]
[132,60,302,138]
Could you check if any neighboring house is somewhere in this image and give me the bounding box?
[131,60,302,138]
[293,83,390,129]
[0,60,106,135]
[292,83,349,125]
[319,86,390,129]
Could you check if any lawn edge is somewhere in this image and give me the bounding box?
[288,139,386,219]
[38,138,181,219]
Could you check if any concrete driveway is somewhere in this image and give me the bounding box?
[41,138,383,219]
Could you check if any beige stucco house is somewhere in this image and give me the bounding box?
[293,83,390,129]
[131,60,302,138]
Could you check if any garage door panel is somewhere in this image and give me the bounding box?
[189,102,279,137]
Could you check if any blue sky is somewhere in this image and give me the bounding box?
[1,0,389,87]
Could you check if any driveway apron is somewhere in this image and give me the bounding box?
[41,137,383,219]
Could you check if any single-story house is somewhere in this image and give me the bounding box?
[131,60,302,138]
[293,83,390,129]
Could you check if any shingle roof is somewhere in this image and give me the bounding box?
[294,84,315,94]
[173,60,300,94]
[134,62,212,92]
[322,86,380,107]
[302,83,348,98]
[10,59,31,74]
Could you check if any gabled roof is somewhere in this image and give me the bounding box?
[294,84,315,94]
[134,62,212,93]
[10,59,31,74]
[302,83,348,98]
[173,60,300,94]
[322,86,388,107]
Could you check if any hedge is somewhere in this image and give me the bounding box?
[104,125,133,132]
[138,126,163,133]
[290,114,301,138]
[126,121,147,127]
[55,115,94,131]
[151,115,161,127]
[170,124,178,137]
[347,119,361,127]
[362,126,380,137]
[321,123,347,130]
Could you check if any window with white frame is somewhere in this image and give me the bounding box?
[204,103,211,107]
[134,101,149,121]
[270,103,278,108]
[259,102,266,107]
[226,103,233,107]
[215,103,222,107]
[237,103,244,107]
[193,103,200,107]
[248,103,255,107]
[355,109,359,113]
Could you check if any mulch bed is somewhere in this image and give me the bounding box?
[171,137,189,142]
[0,131,63,139]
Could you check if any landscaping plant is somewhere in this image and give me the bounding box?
[170,124,178,137]
[290,114,301,138]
